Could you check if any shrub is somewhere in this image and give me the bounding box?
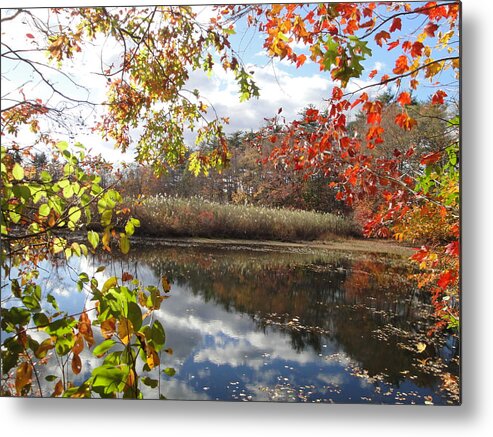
[130,195,358,241]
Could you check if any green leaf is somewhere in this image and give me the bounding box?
[126,301,142,332]
[55,334,75,356]
[12,163,24,180]
[40,170,52,183]
[45,375,58,382]
[91,364,128,395]
[163,367,176,377]
[63,184,74,199]
[124,221,135,236]
[141,376,158,388]
[57,141,69,152]
[120,233,130,254]
[33,313,49,327]
[68,206,81,224]
[38,204,50,217]
[151,320,166,352]
[102,276,117,293]
[93,339,116,358]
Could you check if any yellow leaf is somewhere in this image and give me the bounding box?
[72,333,84,355]
[117,317,134,345]
[15,362,33,395]
[146,346,160,369]
[416,342,427,353]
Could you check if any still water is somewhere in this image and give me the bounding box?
[34,241,460,404]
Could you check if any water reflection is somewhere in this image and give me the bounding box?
[6,243,458,403]
[90,243,459,404]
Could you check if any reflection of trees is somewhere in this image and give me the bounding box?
[99,246,450,389]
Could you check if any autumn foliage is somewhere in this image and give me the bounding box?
[217,2,460,332]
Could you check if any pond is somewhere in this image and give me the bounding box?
[15,240,460,404]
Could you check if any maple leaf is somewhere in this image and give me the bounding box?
[411,41,424,58]
[395,112,417,130]
[431,90,448,105]
[375,30,391,47]
[389,17,402,32]
[424,22,438,37]
[387,40,400,51]
[295,53,307,67]
[393,55,409,74]
[397,91,412,106]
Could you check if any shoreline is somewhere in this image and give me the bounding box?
[128,235,415,257]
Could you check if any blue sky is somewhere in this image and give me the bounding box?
[1,2,459,162]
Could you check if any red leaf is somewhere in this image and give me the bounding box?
[445,241,459,257]
[410,41,424,58]
[375,30,391,47]
[437,270,455,289]
[387,40,400,51]
[420,151,442,165]
[332,86,343,100]
[397,92,412,106]
[389,17,402,32]
[26,33,35,39]
[424,22,438,37]
[368,69,378,79]
[431,90,447,105]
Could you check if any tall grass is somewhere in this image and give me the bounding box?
[130,195,358,241]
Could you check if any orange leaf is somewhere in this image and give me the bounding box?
[410,41,424,58]
[397,92,411,106]
[72,333,84,355]
[122,272,134,282]
[78,312,94,347]
[295,53,307,67]
[368,69,378,79]
[395,112,417,130]
[393,55,409,74]
[146,346,160,369]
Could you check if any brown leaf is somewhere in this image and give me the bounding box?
[52,379,63,397]
[72,333,84,355]
[71,353,82,375]
[15,362,33,395]
[78,311,94,347]
[101,318,116,339]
